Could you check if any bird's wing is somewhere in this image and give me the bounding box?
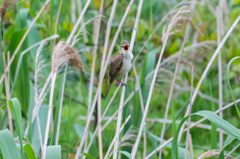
[109,52,123,78]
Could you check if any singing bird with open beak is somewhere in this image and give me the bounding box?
[106,40,133,96]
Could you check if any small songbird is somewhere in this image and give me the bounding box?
[106,40,133,96]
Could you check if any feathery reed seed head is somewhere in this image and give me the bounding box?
[0,0,15,17]
[197,150,234,159]
[52,41,85,73]
[162,6,203,42]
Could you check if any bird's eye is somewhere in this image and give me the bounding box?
[124,45,128,50]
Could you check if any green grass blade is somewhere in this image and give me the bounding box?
[0,129,20,159]
[172,110,240,159]
[46,145,61,159]
[24,144,36,159]
[9,98,24,159]
[208,74,217,151]
[119,151,132,158]
[218,135,235,159]
[83,153,96,159]
[226,56,240,118]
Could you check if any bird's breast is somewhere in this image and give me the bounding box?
[116,58,132,78]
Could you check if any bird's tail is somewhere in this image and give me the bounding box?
[105,78,111,96]
[105,76,114,97]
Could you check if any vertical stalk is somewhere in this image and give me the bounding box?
[113,0,143,158]
[131,37,168,159]
[217,5,223,150]
[87,0,105,157]
[55,63,68,145]
[42,72,57,159]
[159,25,191,158]
[1,9,13,135]
[0,0,51,85]
[185,66,194,159]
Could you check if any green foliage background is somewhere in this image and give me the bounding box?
[0,0,240,158]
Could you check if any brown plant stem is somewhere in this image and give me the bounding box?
[0,5,12,135]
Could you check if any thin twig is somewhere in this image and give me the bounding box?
[63,93,86,107]
[185,66,194,159]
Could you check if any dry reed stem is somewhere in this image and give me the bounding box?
[84,85,121,155]
[132,1,190,65]
[84,86,139,155]
[42,72,56,159]
[132,36,168,158]
[189,134,194,158]
[185,66,194,159]
[146,118,228,132]
[75,0,119,156]
[75,0,134,157]
[76,0,89,43]
[53,0,62,46]
[197,150,234,159]
[114,0,143,158]
[102,87,138,131]
[66,0,91,44]
[43,41,84,158]
[87,0,104,158]
[71,0,76,23]
[132,5,201,158]
[33,42,45,156]
[11,35,59,97]
[145,98,240,159]
[0,0,16,135]
[217,5,223,149]
[104,115,131,159]
[132,65,146,157]
[159,23,191,159]
[0,0,51,85]
[84,85,139,154]
[95,1,118,157]
[97,0,118,150]
[178,15,240,142]
[55,63,67,145]
[228,142,240,156]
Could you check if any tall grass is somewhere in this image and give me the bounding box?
[1,0,240,159]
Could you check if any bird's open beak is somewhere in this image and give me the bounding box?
[124,45,128,52]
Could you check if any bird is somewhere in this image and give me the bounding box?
[106,40,133,96]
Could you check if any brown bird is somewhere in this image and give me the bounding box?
[106,40,133,96]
